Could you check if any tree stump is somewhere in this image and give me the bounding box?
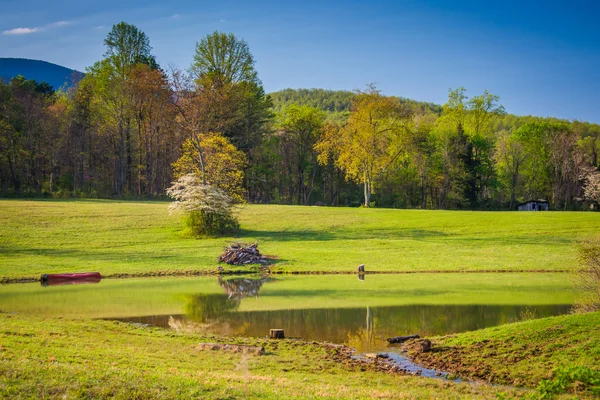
[269,329,285,339]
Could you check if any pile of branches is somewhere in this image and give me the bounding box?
[218,242,269,266]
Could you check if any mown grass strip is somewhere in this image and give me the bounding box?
[1,199,599,279]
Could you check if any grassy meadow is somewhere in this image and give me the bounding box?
[1,199,599,280]
[2,312,598,399]
[0,313,530,399]
[1,199,598,399]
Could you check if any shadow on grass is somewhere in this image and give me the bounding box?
[239,228,450,242]
[0,246,188,264]
[259,288,451,298]
[240,227,577,247]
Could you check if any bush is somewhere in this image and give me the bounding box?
[166,174,240,237]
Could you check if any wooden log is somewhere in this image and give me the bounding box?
[387,334,420,344]
[269,329,285,339]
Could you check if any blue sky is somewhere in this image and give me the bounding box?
[1,0,599,122]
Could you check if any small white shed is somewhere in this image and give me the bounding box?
[517,200,549,211]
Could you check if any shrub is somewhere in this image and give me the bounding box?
[166,174,240,237]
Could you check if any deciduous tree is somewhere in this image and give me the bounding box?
[316,85,411,207]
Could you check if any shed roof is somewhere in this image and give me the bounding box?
[517,199,549,206]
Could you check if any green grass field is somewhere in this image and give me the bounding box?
[1,199,599,279]
[0,313,529,399]
[1,199,598,399]
[2,311,598,399]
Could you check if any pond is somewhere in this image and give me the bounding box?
[0,273,573,352]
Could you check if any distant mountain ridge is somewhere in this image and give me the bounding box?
[0,58,83,90]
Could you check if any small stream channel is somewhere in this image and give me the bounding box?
[352,352,460,381]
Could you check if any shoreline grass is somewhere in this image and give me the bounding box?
[1,199,599,280]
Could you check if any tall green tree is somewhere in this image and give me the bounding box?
[516,120,583,209]
[495,129,527,208]
[190,31,272,152]
[191,31,258,86]
[278,105,325,205]
[104,22,157,77]
[436,88,505,208]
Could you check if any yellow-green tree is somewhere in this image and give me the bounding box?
[316,85,411,207]
[172,134,247,203]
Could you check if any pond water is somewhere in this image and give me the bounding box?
[0,273,574,352]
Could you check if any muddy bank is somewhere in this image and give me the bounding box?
[408,342,498,383]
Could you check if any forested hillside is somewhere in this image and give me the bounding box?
[1,23,599,210]
[270,88,442,123]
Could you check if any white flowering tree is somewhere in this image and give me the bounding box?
[166,174,239,236]
[582,169,600,207]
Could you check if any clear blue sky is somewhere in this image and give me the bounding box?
[1,0,599,122]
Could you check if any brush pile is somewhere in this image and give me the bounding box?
[218,242,269,265]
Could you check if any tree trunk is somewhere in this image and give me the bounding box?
[192,136,207,185]
[363,176,371,207]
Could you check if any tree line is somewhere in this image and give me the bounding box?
[1,21,599,210]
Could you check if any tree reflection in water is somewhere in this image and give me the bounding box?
[186,276,272,322]
[163,275,573,351]
[218,276,272,300]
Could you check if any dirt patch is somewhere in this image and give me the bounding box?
[196,343,265,355]
[400,339,432,354]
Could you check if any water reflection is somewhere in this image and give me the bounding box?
[218,276,272,300]
[121,303,571,352]
[177,276,272,329]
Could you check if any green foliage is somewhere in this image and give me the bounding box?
[172,135,247,203]
[270,88,355,114]
[316,85,412,207]
[276,104,325,204]
[104,21,158,73]
[191,31,258,85]
[3,21,600,210]
[270,88,442,122]
[186,31,273,153]
[536,366,600,398]
[183,207,240,237]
